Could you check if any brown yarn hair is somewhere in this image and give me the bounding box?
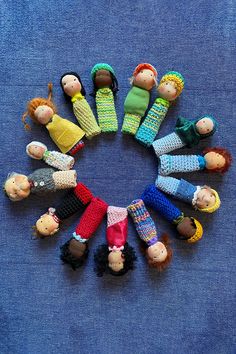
[145,233,173,271]
[22,83,56,130]
[203,147,232,173]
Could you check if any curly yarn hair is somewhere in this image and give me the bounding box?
[145,234,173,271]
[203,147,232,173]
[60,238,89,270]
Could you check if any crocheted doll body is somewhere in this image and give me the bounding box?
[153,132,185,157]
[158,154,205,176]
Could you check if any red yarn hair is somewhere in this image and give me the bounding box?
[133,63,157,78]
[145,233,173,272]
[203,147,232,173]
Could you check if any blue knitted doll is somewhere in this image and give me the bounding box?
[156,176,221,213]
[135,72,185,147]
[141,184,203,243]
[152,116,217,157]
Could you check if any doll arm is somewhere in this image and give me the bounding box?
[135,98,170,147]
[43,151,75,170]
[95,88,118,132]
[52,170,77,189]
[158,154,204,176]
[152,132,185,157]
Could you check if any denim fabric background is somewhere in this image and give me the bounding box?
[0,1,235,353]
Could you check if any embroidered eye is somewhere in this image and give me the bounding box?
[165,83,168,85]
[207,129,210,132]
[74,78,76,81]
[63,82,66,86]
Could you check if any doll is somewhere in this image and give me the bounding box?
[60,197,108,270]
[94,206,136,276]
[4,168,77,202]
[141,185,203,243]
[158,147,232,176]
[34,182,93,237]
[26,141,75,170]
[127,199,172,271]
[153,115,217,157]
[60,72,101,139]
[121,63,158,135]
[91,63,119,132]
[156,176,221,213]
[135,71,185,147]
[22,83,85,155]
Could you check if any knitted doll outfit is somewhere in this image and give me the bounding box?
[71,93,101,139]
[127,199,158,246]
[106,206,128,249]
[46,114,85,154]
[158,154,205,176]
[153,132,185,157]
[42,150,74,170]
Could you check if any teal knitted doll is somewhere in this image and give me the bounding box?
[91,63,119,133]
[135,71,185,147]
[153,116,217,157]
[121,63,158,135]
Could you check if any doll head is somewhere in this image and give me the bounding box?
[60,72,86,98]
[145,234,172,271]
[176,216,203,243]
[60,237,89,270]
[22,83,56,130]
[203,147,232,173]
[195,116,217,137]
[94,243,137,276]
[195,186,220,213]
[4,173,31,201]
[91,63,118,95]
[130,63,157,91]
[35,209,60,237]
[26,141,47,160]
[158,71,184,101]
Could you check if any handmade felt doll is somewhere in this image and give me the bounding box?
[22,83,85,155]
[26,141,75,170]
[135,71,185,147]
[91,63,119,133]
[94,206,137,276]
[121,63,158,135]
[127,199,172,271]
[60,197,108,270]
[34,182,93,237]
[158,147,232,176]
[156,176,221,213]
[4,168,77,202]
[153,116,217,157]
[141,185,203,243]
[60,72,101,139]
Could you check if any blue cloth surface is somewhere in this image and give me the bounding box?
[0,1,235,353]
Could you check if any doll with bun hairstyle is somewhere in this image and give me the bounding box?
[60,72,101,139]
[22,83,85,155]
[121,63,158,135]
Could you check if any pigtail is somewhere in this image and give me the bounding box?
[48,82,53,101]
[22,111,31,131]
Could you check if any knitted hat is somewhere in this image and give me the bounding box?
[196,188,221,213]
[133,63,158,78]
[160,71,184,96]
[186,219,203,243]
[91,63,115,78]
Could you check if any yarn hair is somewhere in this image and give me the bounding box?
[91,72,119,96]
[60,72,86,100]
[145,233,173,271]
[203,147,232,173]
[60,239,89,270]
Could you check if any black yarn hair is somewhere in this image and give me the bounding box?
[94,242,137,277]
[91,72,119,97]
[60,238,89,270]
[60,72,86,100]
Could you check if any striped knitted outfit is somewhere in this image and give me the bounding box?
[127,199,158,246]
[158,154,206,176]
[43,150,74,170]
[153,132,185,157]
[135,98,170,147]
[107,206,128,248]
[95,88,118,132]
[72,94,101,139]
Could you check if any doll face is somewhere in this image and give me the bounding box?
[195,118,214,135]
[108,251,125,272]
[158,80,178,101]
[133,69,156,90]
[196,188,216,209]
[176,217,197,239]
[5,174,30,201]
[34,105,54,125]
[28,145,46,159]
[204,152,226,170]
[94,70,113,88]
[147,242,167,262]
[36,214,59,236]
[68,239,87,258]
[61,75,82,97]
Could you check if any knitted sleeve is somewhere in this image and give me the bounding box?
[152,132,185,157]
[43,151,75,170]
[155,175,180,196]
[158,154,202,176]
[106,206,128,248]
[127,199,158,246]
[141,184,182,223]
[135,98,170,147]
[95,88,118,132]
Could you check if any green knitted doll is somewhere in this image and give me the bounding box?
[91,63,119,133]
[121,63,158,135]
[60,72,101,139]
